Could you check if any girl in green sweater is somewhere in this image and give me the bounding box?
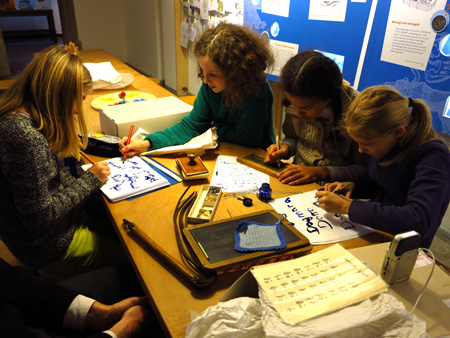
[119,23,275,155]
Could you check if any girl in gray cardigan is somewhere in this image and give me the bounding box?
[265,51,366,185]
[0,45,125,278]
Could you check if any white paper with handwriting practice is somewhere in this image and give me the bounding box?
[251,244,388,324]
[269,190,374,245]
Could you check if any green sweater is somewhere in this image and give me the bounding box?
[0,113,103,269]
[145,81,275,150]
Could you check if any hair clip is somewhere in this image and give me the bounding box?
[408,98,414,116]
[64,42,79,55]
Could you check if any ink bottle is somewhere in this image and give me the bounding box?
[258,183,272,201]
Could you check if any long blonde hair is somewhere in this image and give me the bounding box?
[344,85,438,166]
[0,45,92,159]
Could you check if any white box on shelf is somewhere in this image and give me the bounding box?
[99,96,192,137]
[35,2,51,9]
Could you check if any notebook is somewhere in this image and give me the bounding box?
[82,156,170,202]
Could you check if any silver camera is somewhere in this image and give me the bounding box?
[381,231,421,285]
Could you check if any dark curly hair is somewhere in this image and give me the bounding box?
[281,50,343,125]
[194,23,274,107]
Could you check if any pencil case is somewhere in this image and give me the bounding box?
[79,133,122,158]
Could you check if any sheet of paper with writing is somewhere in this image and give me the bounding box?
[269,190,374,245]
[209,155,270,192]
[82,156,169,202]
[251,244,388,324]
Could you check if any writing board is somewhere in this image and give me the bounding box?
[183,209,311,271]
[237,153,288,178]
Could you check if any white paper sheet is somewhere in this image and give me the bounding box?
[83,62,134,89]
[380,0,446,71]
[309,0,348,22]
[262,0,290,17]
[269,190,374,244]
[209,155,270,192]
[132,127,218,156]
[251,244,388,324]
[268,40,299,77]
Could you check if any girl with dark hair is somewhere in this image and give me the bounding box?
[119,22,275,155]
[265,50,365,185]
[316,86,450,247]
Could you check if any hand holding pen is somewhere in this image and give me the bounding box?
[123,125,134,161]
[314,181,354,214]
[315,190,352,214]
[80,151,111,183]
[318,181,354,197]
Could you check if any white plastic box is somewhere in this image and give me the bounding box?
[99,96,192,137]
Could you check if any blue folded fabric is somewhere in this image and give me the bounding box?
[234,214,287,252]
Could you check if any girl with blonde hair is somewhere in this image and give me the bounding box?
[316,85,450,247]
[0,45,126,278]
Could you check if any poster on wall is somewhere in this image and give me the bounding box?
[380,0,448,71]
[309,0,349,22]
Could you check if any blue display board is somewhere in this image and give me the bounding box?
[244,0,450,136]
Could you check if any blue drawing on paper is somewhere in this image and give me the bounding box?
[106,159,157,192]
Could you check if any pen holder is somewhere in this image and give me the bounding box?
[258,183,272,202]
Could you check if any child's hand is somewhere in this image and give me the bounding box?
[315,190,352,214]
[318,181,354,198]
[277,165,329,185]
[118,138,150,156]
[264,143,290,164]
[88,161,110,183]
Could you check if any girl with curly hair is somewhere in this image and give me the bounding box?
[119,22,275,154]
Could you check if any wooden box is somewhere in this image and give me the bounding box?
[187,185,222,223]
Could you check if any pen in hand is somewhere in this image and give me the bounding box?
[123,124,134,161]
[276,134,280,168]
[80,150,95,165]
[333,183,352,195]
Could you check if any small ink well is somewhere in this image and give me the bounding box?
[258,183,272,202]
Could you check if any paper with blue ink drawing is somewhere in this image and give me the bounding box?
[269,190,373,245]
[82,156,169,202]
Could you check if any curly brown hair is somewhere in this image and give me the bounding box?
[194,23,274,107]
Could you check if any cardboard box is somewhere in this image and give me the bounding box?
[220,269,259,301]
[99,96,192,137]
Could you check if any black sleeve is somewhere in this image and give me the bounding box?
[0,258,78,331]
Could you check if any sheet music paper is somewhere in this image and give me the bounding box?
[251,244,388,324]
[269,190,374,244]
[209,155,269,192]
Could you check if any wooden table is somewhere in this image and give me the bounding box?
[79,49,393,338]
[0,9,57,42]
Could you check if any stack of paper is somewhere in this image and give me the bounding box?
[251,244,388,324]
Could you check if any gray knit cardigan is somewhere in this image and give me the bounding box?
[281,83,366,182]
[0,113,103,269]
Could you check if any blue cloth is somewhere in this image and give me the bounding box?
[234,214,287,252]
